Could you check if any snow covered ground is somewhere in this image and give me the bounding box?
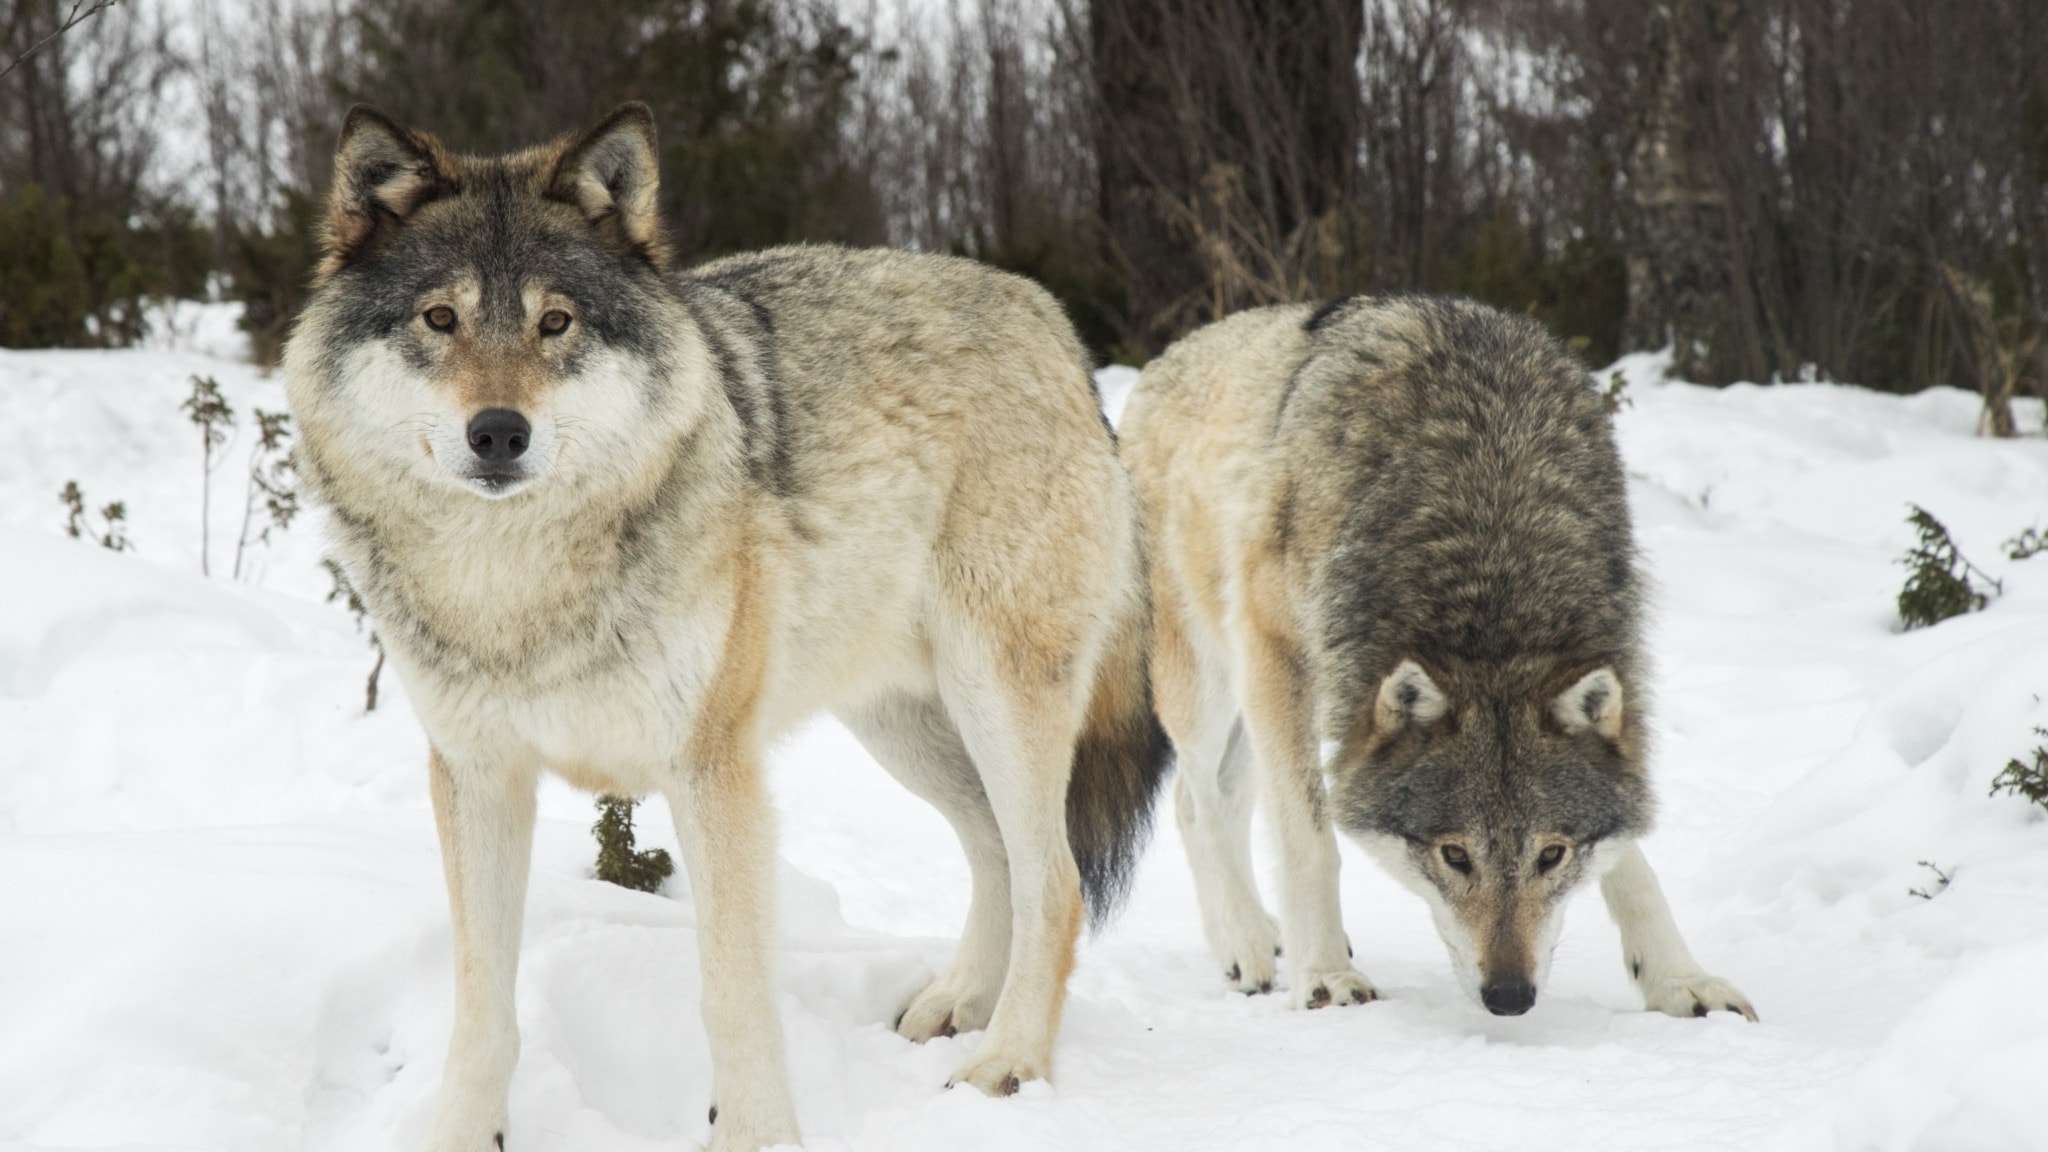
[2,323,2046,1151]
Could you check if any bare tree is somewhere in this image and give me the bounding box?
[1092,0,1361,352]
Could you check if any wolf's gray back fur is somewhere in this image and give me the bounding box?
[1285,296,1652,844]
[1293,295,1642,725]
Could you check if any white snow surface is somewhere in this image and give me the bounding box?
[3,333,2047,1151]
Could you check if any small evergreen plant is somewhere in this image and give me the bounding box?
[593,795,675,893]
[97,500,130,552]
[1897,505,1999,629]
[2005,525,2045,561]
[60,480,131,551]
[233,409,298,579]
[1991,728,2048,812]
[1600,369,1632,415]
[181,375,235,576]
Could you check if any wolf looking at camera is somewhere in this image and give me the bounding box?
[283,103,1168,1151]
[1118,295,1754,1021]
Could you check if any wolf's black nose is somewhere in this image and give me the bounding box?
[1481,979,1536,1016]
[467,409,530,461]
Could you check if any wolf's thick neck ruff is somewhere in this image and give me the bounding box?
[311,385,747,692]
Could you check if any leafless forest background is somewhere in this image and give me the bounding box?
[3,0,2046,428]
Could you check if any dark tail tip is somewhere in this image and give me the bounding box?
[1066,614,1174,930]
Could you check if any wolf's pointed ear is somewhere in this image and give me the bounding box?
[1553,667,1624,741]
[549,102,668,269]
[322,106,455,273]
[1375,660,1449,733]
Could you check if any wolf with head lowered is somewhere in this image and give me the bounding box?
[1119,296,1754,1021]
[284,103,1168,1151]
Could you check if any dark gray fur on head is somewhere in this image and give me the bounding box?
[1283,295,1653,851]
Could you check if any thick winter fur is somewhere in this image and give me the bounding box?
[1119,295,1754,1021]
[284,104,1168,1152]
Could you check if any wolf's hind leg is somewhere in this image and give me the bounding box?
[1156,604,1279,993]
[1155,590,1277,988]
[932,637,1086,1095]
[425,749,538,1152]
[1601,841,1757,1021]
[840,694,1012,1040]
[1178,726,1283,993]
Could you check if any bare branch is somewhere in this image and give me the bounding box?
[0,0,124,82]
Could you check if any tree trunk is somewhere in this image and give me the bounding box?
[1625,0,1742,383]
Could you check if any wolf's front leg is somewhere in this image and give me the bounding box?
[426,748,539,1152]
[667,759,800,1152]
[1237,630,1376,1011]
[1600,841,1757,1021]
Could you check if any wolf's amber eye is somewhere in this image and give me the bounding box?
[1538,844,1567,873]
[539,310,572,336]
[1441,844,1471,873]
[424,306,456,331]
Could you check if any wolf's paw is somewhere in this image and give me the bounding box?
[1292,967,1378,1011]
[705,1103,800,1152]
[895,976,996,1042]
[946,1048,1047,1097]
[1641,971,1758,1022]
[1214,910,1282,994]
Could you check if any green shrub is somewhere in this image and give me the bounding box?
[2006,525,2045,561]
[1991,728,2048,811]
[1898,505,1999,629]
[0,184,209,349]
[1600,369,1632,415]
[0,186,92,347]
[593,795,675,892]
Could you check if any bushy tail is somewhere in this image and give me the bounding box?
[1067,589,1173,929]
